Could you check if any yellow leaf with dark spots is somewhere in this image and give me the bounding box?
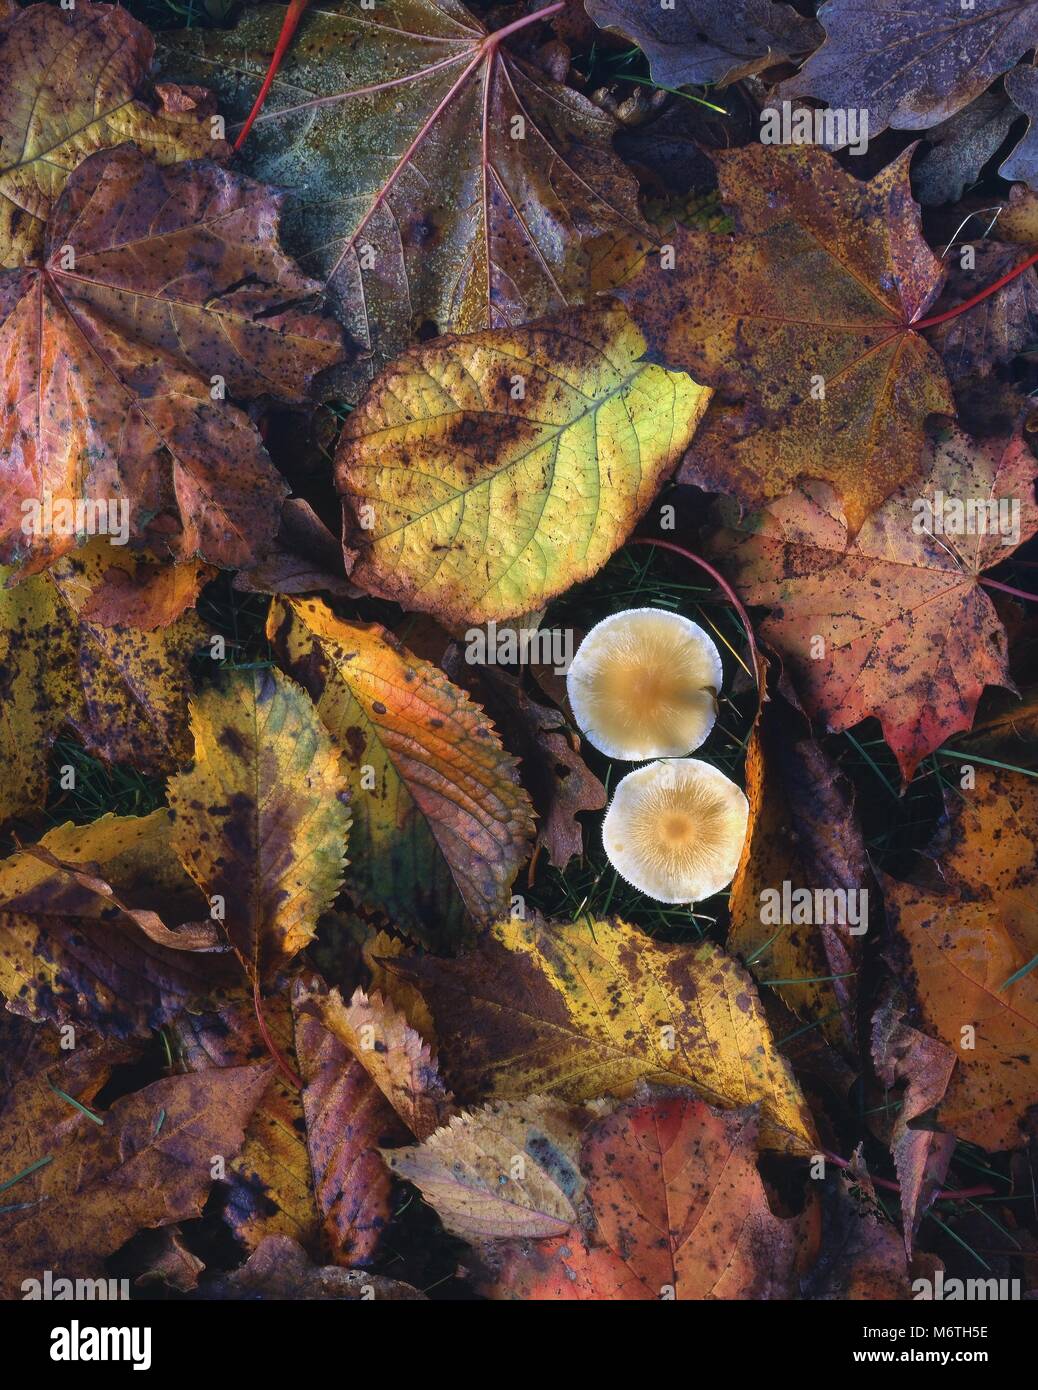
[0,3,228,268]
[0,542,206,824]
[167,668,350,984]
[337,304,711,625]
[389,915,817,1154]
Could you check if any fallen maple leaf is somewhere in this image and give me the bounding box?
[0,1044,269,1298]
[585,0,821,88]
[0,3,226,268]
[267,597,534,947]
[0,143,343,572]
[0,540,206,824]
[707,422,1038,781]
[385,1097,584,1240]
[777,0,1038,138]
[158,0,649,399]
[913,93,1020,206]
[728,700,872,1055]
[926,241,1038,390]
[167,667,351,986]
[617,146,955,532]
[480,1092,811,1300]
[882,768,1038,1151]
[0,812,234,1037]
[337,303,711,623]
[385,913,817,1153]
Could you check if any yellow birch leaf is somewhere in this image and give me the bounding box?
[167,668,350,984]
[267,597,534,947]
[337,304,711,625]
[389,915,817,1154]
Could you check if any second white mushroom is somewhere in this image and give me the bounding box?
[602,758,749,904]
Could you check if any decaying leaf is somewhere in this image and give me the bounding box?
[728,701,871,1053]
[176,982,405,1267]
[233,499,357,599]
[482,1092,811,1300]
[802,1169,915,1301]
[363,929,438,1046]
[0,540,206,824]
[294,983,407,1264]
[926,242,1038,385]
[385,914,817,1153]
[157,0,649,399]
[76,554,216,631]
[295,980,453,1141]
[0,1053,269,1298]
[585,0,821,88]
[0,812,233,1037]
[385,1098,583,1240]
[168,668,350,985]
[0,3,226,268]
[201,1235,425,1301]
[951,682,1038,768]
[338,304,711,623]
[268,597,534,946]
[707,423,1038,780]
[439,653,606,871]
[618,146,954,532]
[872,997,957,1256]
[173,992,321,1258]
[133,1227,206,1294]
[0,143,342,573]
[914,92,1020,206]
[882,769,1038,1151]
[778,0,1038,138]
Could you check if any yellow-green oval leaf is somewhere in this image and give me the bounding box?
[337,305,711,625]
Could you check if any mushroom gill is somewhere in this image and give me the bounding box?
[602,758,749,904]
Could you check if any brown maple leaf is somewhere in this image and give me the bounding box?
[706,422,1038,781]
[882,768,1038,1152]
[0,3,227,268]
[478,1092,813,1300]
[777,0,1038,139]
[0,143,343,573]
[617,145,955,532]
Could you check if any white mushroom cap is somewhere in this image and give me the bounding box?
[566,608,723,760]
[602,759,749,904]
